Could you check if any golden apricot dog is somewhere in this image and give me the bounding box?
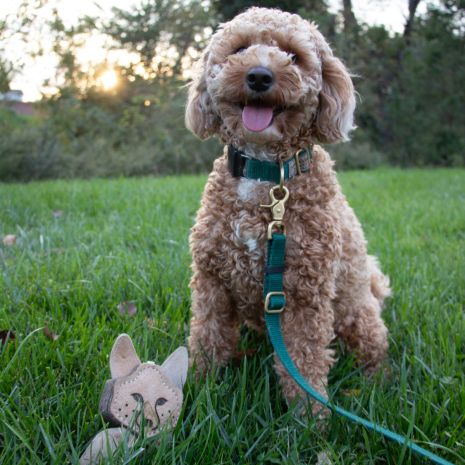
[185,7,389,415]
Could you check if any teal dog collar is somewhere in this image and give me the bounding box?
[227,146,312,183]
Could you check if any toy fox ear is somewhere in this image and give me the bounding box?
[109,334,141,379]
[160,347,188,390]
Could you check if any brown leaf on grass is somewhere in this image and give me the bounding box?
[145,318,156,329]
[51,248,65,254]
[2,235,17,246]
[0,330,16,345]
[316,451,333,465]
[117,301,137,316]
[43,324,59,341]
[52,210,63,218]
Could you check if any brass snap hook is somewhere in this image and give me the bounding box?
[260,185,289,222]
[269,185,289,205]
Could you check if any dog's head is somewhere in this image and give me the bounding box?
[186,7,355,152]
[99,334,187,437]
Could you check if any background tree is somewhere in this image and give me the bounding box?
[342,0,358,34]
[1,0,464,181]
[105,0,212,79]
[0,0,50,93]
[386,1,465,166]
[213,0,328,21]
[404,0,423,38]
[0,19,14,93]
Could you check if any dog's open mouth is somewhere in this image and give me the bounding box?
[241,104,284,132]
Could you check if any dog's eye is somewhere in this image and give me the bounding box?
[290,53,298,64]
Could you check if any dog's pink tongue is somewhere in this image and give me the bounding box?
[242,105,273,132]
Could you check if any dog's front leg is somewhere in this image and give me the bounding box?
[273,294,335,418]
[188,271,239,374]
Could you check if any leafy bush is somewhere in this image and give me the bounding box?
[1,2,464,181]
[330,141,386,171]
[0,89,221,181]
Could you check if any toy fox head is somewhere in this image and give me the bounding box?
[99,334,188,438]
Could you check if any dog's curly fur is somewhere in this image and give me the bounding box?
[185,7,390,414]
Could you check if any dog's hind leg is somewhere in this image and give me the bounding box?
[334,255,390,375]
[188,271,240,374]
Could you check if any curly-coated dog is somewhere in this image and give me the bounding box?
[185,7,390,415]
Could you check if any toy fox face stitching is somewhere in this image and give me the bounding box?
[99,334,188,438]
[131,392,168,431]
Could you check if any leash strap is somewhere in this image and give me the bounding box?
[264,232,287,312]
[264,313,453,465]
[261,183,453,465]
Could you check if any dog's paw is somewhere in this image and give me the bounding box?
[363,358,391,380]
[287,395,331,428]
[188,352,214,380]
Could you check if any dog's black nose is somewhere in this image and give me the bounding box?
[246,67,274,92]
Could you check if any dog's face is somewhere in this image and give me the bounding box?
[186,8,356,152]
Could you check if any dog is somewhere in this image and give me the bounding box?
[185,7,390,415]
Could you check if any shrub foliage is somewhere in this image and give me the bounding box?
[0,0,464,180]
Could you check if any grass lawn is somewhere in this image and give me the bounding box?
[0,168,464,464]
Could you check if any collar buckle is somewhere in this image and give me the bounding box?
[227,145,247,177]
[294,150,305,176]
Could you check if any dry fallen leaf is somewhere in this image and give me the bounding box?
[52,210,63,218]
[43,324,59,341]
[2,235,17,246]
[118,301,137,316]
[0,330,16,345]
[51,248,65,254]
[145,318,156,329]
[316,451,333,465]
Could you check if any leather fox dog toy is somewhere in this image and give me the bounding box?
[80,334,188,464]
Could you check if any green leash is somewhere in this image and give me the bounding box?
[261,170,453,464]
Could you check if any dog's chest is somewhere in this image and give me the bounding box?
[197,178,269,307]
[231,179,268,260]
[236,177,265,203]
[231,214,264,260]
[225,182,269,318]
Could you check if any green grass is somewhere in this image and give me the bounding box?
[0,168,464,464]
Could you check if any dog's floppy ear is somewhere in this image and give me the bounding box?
[109,334,141,379]
[312,39,356,144]
[185,50,217,139]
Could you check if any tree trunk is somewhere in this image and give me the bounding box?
[404,0,422,38]
[342,0,357,34]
